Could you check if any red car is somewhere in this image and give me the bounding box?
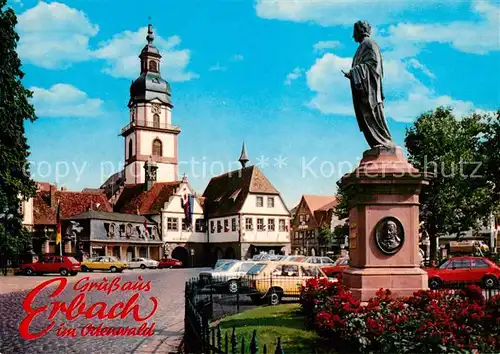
[158,258,183,269]
[20,256,81,276]
[426,256,500,289]
[321,257,350,278]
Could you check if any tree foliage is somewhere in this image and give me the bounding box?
[405,107,499,258]
[0,0,37,260]
[317,226,334,246]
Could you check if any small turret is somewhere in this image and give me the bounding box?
[239,142,249,168]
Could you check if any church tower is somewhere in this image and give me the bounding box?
[121,23,180,185]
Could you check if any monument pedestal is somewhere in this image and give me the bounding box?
[341,146,429,302]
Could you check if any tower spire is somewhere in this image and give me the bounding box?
[146,22,154,45]
[239,141,249,168]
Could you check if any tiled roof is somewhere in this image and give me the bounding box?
[81,188,105,194]
[303,195,337,214]
[34,189,112,225]
[113,181,181,215]
[70,211,152,223]
[202,166,280,218]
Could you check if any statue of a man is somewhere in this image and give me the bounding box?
[343,21,395,149]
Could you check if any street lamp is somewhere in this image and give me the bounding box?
[190,248,195,268]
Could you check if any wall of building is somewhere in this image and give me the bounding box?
[161,183,207,243]
[125,161,177,185]
[22,197,34,230]
[138,131,175,158]
[208,216,239,243]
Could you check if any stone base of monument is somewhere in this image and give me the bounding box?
[340,146,430,302]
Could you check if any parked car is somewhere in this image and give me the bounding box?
[158,258,183,269]
[128,258,159,269]
[304,256,336,266]
[199,260,256,294]
[281,256,306,262]
[20,256,81,276]
[321,256,350,278]
[81,256,128,273]
[246,261,327,305]
[426,256,500,289]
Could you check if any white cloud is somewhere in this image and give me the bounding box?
[93,28,198,82]
[305,53,479,122]
[30,84,104,117]
[405,59,435,79]
[313,40,341,53]
[231,54,244,61]
[284,67,303,85]
[380,1,500,55]
[209,64,227,72]
[255,0,444,26]
[16,1,99,69]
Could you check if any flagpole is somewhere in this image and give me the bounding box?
[60,236,62,256]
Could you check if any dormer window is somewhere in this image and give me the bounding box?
[149,60,158,72]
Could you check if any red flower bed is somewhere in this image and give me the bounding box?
[299,278,500,353]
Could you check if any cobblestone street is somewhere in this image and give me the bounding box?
[0,268,205,354]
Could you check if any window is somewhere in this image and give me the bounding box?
[217,220,222,233]
[245,218,253,231]
[182,218,187,231]
[126,224,132,236]
[153,114,160,128]
[257,218,265,231]
[471,259,489,268]
[54,257,63,263]
[267,197,275,208]
[128,140,133,159]
[295,232,299,239]
[152,139,162,156]
[273,264,299,276]
[149,60,158,72]
[167,217,178,231]
[279,219,286,232]
[108,223,115,237]
[302,266,320,277]
[195,219,205,232]
[450,260,471,269]
[268,218,275,231]
[224,219,229,232]
[256,196,263,207]
[210,220,215,233]
[231,218,237,231]
[306,214,310,222]
[119,224,126,236]
[299,214,305,223]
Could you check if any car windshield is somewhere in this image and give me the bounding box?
[335,258,348,266]
[108,256,119,262]
[247,263,267,275]
[67,257,79,264]
[439,260,451,269]
[216,261,238,271]
[214,260,234,269]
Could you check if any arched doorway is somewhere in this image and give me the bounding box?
[224,247,236,259]
[139,246,147,258]
[212,247,224,266]
[126,246,135,261]
[112,246,120,259]
[172,246,189,267]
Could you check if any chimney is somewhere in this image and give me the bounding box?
[60,186,67,191]
[144,158,158,191]
[49,184,56,208]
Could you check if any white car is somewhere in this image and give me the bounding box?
[199,260,256,293]
[128,258,159,269]
[304,256,336,266]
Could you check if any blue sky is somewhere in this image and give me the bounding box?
[8,0,500,207]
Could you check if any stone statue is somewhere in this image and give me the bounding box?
[343,21,395,149]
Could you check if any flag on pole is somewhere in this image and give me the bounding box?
[56,202,62,245]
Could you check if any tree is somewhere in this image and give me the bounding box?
[0,0,37,264]
[405,107,498,260]
[317,226,334,246]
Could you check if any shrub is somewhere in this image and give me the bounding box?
[299,278,500,353]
